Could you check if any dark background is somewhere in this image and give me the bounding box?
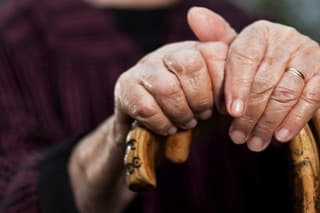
[228,0,320,41]
[0,0,318,40]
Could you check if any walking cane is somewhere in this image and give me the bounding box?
[124,111,320,212]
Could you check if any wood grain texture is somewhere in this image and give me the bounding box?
[290,123,320,213]
[124,125,193,191]
[165,129,193,163]
[124,125,157,191]
[125,114,320,213]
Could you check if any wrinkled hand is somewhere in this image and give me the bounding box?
[70,40,229,213]
[189,7,320,152]
[69,11,237,211]
[115,41,228,136]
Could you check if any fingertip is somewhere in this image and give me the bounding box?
[168,126,178,135]
[229,129,247,144]
[187,6,206,22]
[187,6,236,43]
[247,137,269,152]
[198,109,213,120]
[227,96,246,118]
[275,128,292,142]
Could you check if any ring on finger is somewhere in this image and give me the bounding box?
[285,67,305,80]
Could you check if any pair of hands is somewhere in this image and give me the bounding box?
[115,7,320,152]
[69,7,320,213]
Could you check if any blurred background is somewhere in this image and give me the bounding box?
[0,0,318,41]
[228,0,320,41]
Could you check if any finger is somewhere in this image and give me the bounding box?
[198,41,228,114]
[275,75,320,142]
[115,71,176,136]
[246,67,305,152]
[187,7,237,44]
[275,45,320,142]
[225,21,309,119]
[225,22,267,117]
[246,43,319,150]
[136,62,197,129]
[228,27,306,144]
[163,48,213,118]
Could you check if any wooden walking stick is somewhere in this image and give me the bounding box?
[290,110,320,213]
[124,122,192,191]
[125,112,320,212]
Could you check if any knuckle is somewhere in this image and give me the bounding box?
[255,121,275,135]
[252,76,276,96]
[165,49,204,75]
[253,20,272,29]
[261,117,276,128]
[236,115,257,129]
[249,20,271,35]
[255,19,271,26]
[230,46,262,65]
[271,85,300,104]
[233,77,252,89]
[290,111,304,125]
[183,50,204,73]
[194,97,212,111]
[156,77,182,98]
[117,71,130,86]
[131,99,158,120]
[114,73,132,103]
[301,90,320,105]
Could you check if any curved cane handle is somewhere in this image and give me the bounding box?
[124,125,157,191]
[124,123,193,191]
[290,122,320,213]
[125,113,320,212]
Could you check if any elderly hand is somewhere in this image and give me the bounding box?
[189,7,320,152]
[69,39,229,212]
[115,40,228,135]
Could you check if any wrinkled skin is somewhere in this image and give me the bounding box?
[189,7,320,152]
[68,7,320,213]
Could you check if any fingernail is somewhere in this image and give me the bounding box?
[198,109,212,120]
[231,99,244,116]
[184,118,198,129]
[276,128,290,142]
[248,136,265,152]
[168,126,178,135]
[230,130,247,144]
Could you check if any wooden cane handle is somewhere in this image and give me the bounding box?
[290,122,320,213]
[125,114,320,212]
[124,123,193,191]
[124,125,157,191]
[165,129,193,163]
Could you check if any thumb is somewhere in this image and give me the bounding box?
[187,7,237,44]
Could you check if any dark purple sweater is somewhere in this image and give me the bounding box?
[0,0,292,212]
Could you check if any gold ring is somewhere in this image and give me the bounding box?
[286,67,305,80]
